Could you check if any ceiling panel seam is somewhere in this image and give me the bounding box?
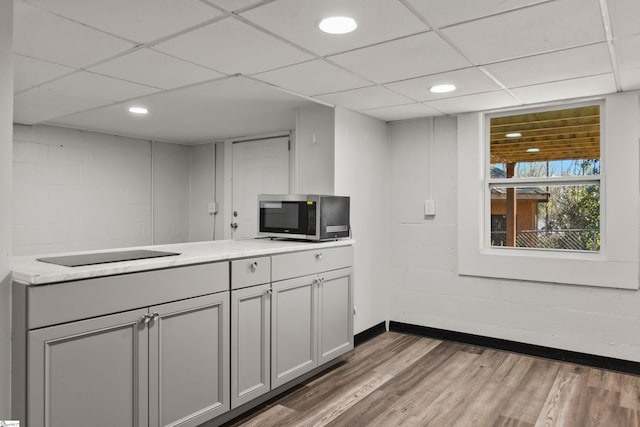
[598,0,622,92]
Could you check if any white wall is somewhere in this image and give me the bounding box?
[188,143,216,242]
[214,142,225,240]
[12,126,219,254]
[12,125,153,255]
[334,107,390,334]
[0,0,12,417]
[152,142,190,244]
[388,99,640,362]
[296,104,335,194]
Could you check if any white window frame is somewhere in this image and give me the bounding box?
[484,101,604,255]
[458,94,639,290]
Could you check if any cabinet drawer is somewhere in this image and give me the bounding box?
[231,256,271,289]
[28,262,229,329]
[272,246,353,282]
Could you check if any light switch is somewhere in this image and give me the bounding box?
[424,199,436,216]
[208,202,218,214]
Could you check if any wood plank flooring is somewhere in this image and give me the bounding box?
[223,332,640,427]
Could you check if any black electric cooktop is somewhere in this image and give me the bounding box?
[37,249,181,267]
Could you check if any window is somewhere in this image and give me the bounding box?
[457,94,640,290]
[487,104,601,252]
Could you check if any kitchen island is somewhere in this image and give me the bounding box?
[11,238,354,427]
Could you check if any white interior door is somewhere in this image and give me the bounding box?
[232,136,290,240]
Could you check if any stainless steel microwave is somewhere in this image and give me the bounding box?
[258,194,350,241]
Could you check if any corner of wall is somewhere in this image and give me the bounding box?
[1,0,13,417]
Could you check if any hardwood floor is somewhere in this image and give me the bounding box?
[224,332,640,427]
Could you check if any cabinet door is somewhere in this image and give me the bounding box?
[148,293,230,427]
[271,276,317,388]
[231,284,271,409]
[318,267,354,365]
[28,308,149,427]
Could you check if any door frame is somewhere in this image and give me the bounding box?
[222,131,295,240]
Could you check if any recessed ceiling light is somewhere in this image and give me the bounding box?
[505,132,522,138]
[128,106,148,115]
[429,84,456,94]
[319,16,357,34]
[526,148,540,153]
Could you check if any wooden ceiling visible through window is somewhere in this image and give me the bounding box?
[490,105,600,164]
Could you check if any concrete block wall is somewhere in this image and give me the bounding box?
[0,0,12,416]
[11,125,215,255]
[12,125,152,255]
[152,141,189,245]
[188,143,216,242]
[388,111,640,362]
[334,107,390,334]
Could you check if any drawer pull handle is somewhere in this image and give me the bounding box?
[141,313,153,325]
[140,312,160,327]
[315,253,323,261]
[250,261,258,272]
[266,289,272,296]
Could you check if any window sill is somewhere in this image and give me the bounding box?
[460,249,637,289]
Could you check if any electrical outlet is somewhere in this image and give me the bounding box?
[207,202,218,214]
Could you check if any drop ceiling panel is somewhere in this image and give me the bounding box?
[23,0,224,43]
[89,49,224,90]
[15,71,160,122]
[511,74,616,104]
[619,68,640,91]
[329,32,471,84]
[404,0,550,28]
[14,90,105,124]
[13,101,76,125]
[155,17,313,75]
[607,0,640,38]
[38,71,159,103]
[315,86,413,110]
[360,103,441,122]
[14,1,134,68]
[615,35,640,70]
[484,43,613,88]
[425,90,519,114]
[441,0,606,64]
[241,0,429,56]
[253,60,370,96]
[50,77,313,143]
[14,54,74,93]
[385,67,502,102]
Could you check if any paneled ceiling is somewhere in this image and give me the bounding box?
[12,0,640,144]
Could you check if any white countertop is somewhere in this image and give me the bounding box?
[11,239,354,285]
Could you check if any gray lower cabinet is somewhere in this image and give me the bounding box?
[28,308,150,427]
[271,275,318,388]
[27,292,229,427]
[317,268,354,365]
[271,266,353,389]
[149,293,230,427]
[230,283,271,409]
